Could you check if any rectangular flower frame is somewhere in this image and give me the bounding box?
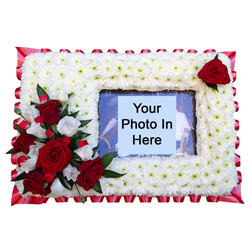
[11,47,242,204]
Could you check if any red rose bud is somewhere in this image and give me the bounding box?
[13,118,20,130]
[11,136,17,146]
[18,120,29,130]
[15,87,21,99]
[14,102,20,109]
[198,58,230,85]
[44,173,55,183]
[60,136,70,145]
[45,129,53,137]
[11,153,18,165]
[14,102,21,115]
[39,94,48,103]
[17,155,28,167]
[78,140,88,148]
[34,116,44,124]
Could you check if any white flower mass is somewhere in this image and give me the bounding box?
[18,51,238,198]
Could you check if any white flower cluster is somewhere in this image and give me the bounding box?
[17,51,237,198]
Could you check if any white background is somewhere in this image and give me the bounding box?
[0,0,249,249]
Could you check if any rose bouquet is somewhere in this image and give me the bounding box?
[7,84,125,203]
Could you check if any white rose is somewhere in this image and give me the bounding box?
[51,178,67,196]
[20,142,44,173]
[22,105,40,123]
[26,122,47,139]
[74,144,93,161]
[63,164,80,182]
[57,116,81,137]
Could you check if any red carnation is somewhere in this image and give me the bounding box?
[77,157,104,191]
[13,130,35,154]
[23,169,51,196]
[36,137,72,174]
[38,100,61,126]
[198,57,230,85]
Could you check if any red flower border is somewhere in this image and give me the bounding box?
[11,47,242,204]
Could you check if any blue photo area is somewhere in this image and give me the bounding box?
[98,90,197,158]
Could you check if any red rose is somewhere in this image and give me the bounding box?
[198,58,230,85]
[13,130,35,154]
[38,100,61,126]
[23,169,51,196]
[36,137,72,174]
[77,157,104,191]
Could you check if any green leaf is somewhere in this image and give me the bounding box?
[68,93,74,99]
[92,146,98,158]
[79,119,92,128]
[6,148,15,154]
[11,173,25,182]
[75,184,85,203]
[37,84,50,100]
[69,111,79,118]
[30,101,40,107]
[34,137,47,143]
[50,124,58,134]
[57,173,72,190]
[69,131,90,150]
[70,159,80,167]
[14,107,21,115]
[60,105,69,118]
[44,182,49,189]
[206,83,218,92]
[14,124,24,134]
[92,180,102,194]
[214,53,219,59]
[72,152,82,162]
[101,152,117,169]
[102,170,126,178]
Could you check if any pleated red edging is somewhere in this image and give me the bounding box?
[11,47,242,204]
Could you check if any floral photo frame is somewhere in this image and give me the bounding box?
[9,47,242,204]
